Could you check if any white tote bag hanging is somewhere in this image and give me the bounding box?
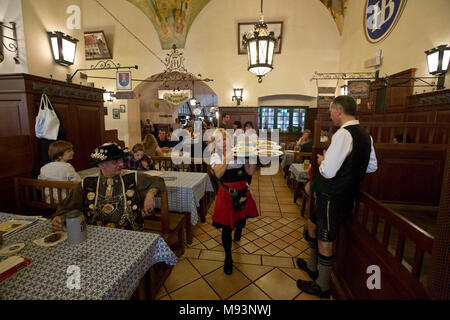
[35,94,60,140]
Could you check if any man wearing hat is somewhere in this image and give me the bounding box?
[51,143,166,231]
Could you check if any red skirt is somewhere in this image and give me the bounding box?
[212,181,259,230]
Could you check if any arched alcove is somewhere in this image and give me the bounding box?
[134,71,217,125]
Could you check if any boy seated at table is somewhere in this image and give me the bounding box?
[125,143,154,171]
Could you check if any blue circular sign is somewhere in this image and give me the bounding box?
[364,0,407,43]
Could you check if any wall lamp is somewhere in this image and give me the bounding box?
[104,91,115,102]
[47,31,78,66]
[340,84,348,96]
[425,45,450,90]
[232,88,243,105]
[0,22,20,64]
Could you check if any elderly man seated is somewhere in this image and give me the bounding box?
[51,143,166,232]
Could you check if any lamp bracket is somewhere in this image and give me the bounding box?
[0,21,19,63]
[67,60,138,83]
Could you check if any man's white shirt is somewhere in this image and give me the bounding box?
[319,120,378,179]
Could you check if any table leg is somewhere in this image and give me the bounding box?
[184,212,193,244]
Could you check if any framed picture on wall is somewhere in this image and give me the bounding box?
[104,106,108,116]
[120,104,126,113]
[112,108,120,119]
[238,21,283,55]
[84,31,112,60]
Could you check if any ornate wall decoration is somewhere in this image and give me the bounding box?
[127,0,210,49]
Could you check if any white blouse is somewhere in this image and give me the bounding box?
[210,153,243,170]
[38,161,81,203]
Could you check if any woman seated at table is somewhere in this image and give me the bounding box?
[125,143,154,170]
[142,133,163,156]
[38,140,81,203]
[210,128,258,275]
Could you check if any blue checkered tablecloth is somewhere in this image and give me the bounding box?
[289,163,309,183]
[77,169,213,226]
[0,213,177,300]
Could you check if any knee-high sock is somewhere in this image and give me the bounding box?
[306,234,318,272]
[222,227,232,260]
[317,253,335,291]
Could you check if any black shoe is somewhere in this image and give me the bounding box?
[224,258,233,275]
[233,228,242,242]
[296,258,318,280]
[297,280,331,299]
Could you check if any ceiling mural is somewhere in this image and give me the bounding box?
[319,0,348,35]
[127,0,211,50]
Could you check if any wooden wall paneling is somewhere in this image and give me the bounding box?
[385,69,416,111]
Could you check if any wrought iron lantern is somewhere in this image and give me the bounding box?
[47,31,78,66]
[232,88,243,105]
[425,45,450,90]
[243,0,276,83]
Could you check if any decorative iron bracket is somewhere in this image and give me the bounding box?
[0,22,19,64]
[67,60,138,83]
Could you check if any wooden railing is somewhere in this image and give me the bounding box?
[313,121,450,145]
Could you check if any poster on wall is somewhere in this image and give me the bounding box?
[117,71,132,90]
[364,0,407,43]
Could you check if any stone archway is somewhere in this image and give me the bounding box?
[133,71,217,126]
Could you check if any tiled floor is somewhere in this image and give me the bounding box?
[157,167,332,300]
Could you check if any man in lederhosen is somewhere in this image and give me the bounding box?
[51,143,166,231]
[296,96,378,298]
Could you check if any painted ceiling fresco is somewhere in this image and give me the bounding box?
[319,0,348,35]
[127,0,211,49]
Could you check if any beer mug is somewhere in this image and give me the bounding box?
[63,210,87,244]
[303,159,310,170]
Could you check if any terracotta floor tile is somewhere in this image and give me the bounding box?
[158,295,171,300]
[242,242,259,254]
[232,247,249,254]
[170,278,220,300]
[203,238,220,249]
[200,223,215,232]
[260,203,280,211]
[196,233,212,242]
[189,258,223,275]
[234,263,273,281]
[280,225,295,234]
[289,230,303,239]
[280,204,300,213]
[183,248,201,259]
[273,239,290,250]
[164,259,202,293]
[261,211,281,217]
[232,252,261,265]
[244,232,259,241]
[282,212,303,219]
[246,224,258,231]
[272,229,286,239]
[262,225,276,233]
[204,267,251,299]
[236,236,249,246]
[282,234,298,244]
[280,266,312,282]
[261,217,275,224]
[253,220,266,228]
[292,241,309,251]
[199,250,226,262]
[255,268,299,300]
[284,245,303,257]
[262,255,295,268]
[277,197,295,204]
[211,245,224,252]
[253,228,268,237]
[263,233,278,243]
[229,284,271,300]
[192,228,205,236]
[263,244,281,255]
[275,250,292,257]
[253,249,270,255]
[279,218,292,225]
[207,229,221,237]
[259,197,278,203]
[190,242,206,250]
[253,237,270,248]
[271,221,284,229]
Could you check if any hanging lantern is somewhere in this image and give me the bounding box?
[243,0,276,83]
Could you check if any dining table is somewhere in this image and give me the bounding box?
[77,168,214,226]
[0,212,178,300]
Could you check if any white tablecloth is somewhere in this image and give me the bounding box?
[289,163,309,183]
[77,168,213,226]
[0,213,177,300]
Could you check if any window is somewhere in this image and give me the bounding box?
[258,107,306,134]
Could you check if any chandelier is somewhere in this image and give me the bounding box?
[243,0,276,83]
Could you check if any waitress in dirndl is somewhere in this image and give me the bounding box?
[210,128,258,275]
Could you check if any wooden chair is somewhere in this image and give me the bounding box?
[142,190,185,257]
[14,177,78,216]
[152,156,175,171]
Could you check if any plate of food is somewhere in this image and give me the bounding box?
[258,145,282,150]
[256,150,284,157]
[233,146,256,153]
[257,140,278,147]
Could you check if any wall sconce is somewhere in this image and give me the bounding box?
[340,84,348,96]
[232,88,243,105]
[0,22,20,64]
[425,45,450,90]
[47,31,78,66]
[104,91,115,102]
[189,98,197,107]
